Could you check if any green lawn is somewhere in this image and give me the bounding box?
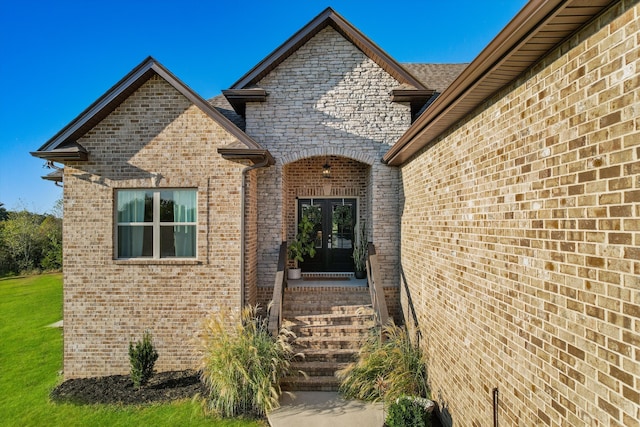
[0,273,265,427]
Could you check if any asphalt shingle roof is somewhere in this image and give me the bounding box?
[208,95,246,130]
[402,63,468,93]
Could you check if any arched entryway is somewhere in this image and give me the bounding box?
[283,155,370,273]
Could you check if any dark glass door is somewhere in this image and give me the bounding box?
[298,198,356,272]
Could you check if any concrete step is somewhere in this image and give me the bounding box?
[296,348,359,363]
[290,361,350,376]
[281,375,341,392]
[284,311,374,325]
[284,295,371,305]
[285,286,370,293]
[293,335,364,350]
[284,289,371,303]
[284,305,373,317]
[290,324,373,338]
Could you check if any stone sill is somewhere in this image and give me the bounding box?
[113,259,201,266]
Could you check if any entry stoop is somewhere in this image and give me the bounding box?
[281,286,374,391]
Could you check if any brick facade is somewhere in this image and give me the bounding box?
[61,76,250,378]
[246,26,409,293]
[244,168,259,307]
[42,8,639,424]
[399,2,640,425]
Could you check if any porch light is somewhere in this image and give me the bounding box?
[322,162,331,178]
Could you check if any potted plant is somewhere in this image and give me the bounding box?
[353,220,367,279]
[287,216,317,280]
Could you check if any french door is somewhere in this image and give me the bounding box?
[297,198,357,272]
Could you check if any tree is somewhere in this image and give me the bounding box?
[0,223,11,274]
[39,215,62,270]
[50,198,63,219]
[0,203,8,221]
[0,203,63,275]
[2,210,43,273]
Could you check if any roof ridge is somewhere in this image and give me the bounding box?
[402,61,470,65]
[230,8,426,90]
[33,57,265,159]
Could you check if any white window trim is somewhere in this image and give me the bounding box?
[115,189,197,260]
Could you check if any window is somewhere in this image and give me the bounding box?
[116,189,197,259]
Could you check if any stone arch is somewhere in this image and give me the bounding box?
[281,147,377,166]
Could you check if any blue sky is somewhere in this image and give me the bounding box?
[0,0,527,214]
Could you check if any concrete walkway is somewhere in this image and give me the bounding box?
[47,320,63,328]
[267,391,384,427]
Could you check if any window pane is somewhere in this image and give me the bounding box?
[118,225,153,257]
[301,203,323,249]
[160,190,196,223]
[332,203,353,249]
[117,191,153,222]
[160,225,196,258]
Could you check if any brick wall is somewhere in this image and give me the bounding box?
[62,75,247,379]
[245,169,259,307]
[399,2,639,425]
[246,26,409,291]
[284,155,369,245]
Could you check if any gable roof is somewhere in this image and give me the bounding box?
[32,57,272,164]
[384,0,616,165]
[229,7,427,90]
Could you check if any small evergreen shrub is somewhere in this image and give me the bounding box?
[199,305,297,418]
[386,396,432,427]
[128,330,159,388]
[338,322,429,403]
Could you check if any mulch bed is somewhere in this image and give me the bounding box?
[50,369,207,405]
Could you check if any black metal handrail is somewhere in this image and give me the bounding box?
[400,265,422,344]
[268,241,288,336]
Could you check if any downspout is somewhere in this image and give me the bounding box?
[493,387,499,427]
[240,156,271,309]
[47,161,65,188]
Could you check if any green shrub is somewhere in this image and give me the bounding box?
[287,215,317,265]
[128,330,159,388]
[386,396,432,427]
[337,322,428,403]
[199,305,297,418]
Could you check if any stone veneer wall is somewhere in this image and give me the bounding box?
[245,26,409,291]
[399,2,640,426]
[62,76,247,379]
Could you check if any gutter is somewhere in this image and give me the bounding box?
[382,0,611,166]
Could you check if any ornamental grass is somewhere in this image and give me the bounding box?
[198,305,297,418]
[337,321,429,403]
